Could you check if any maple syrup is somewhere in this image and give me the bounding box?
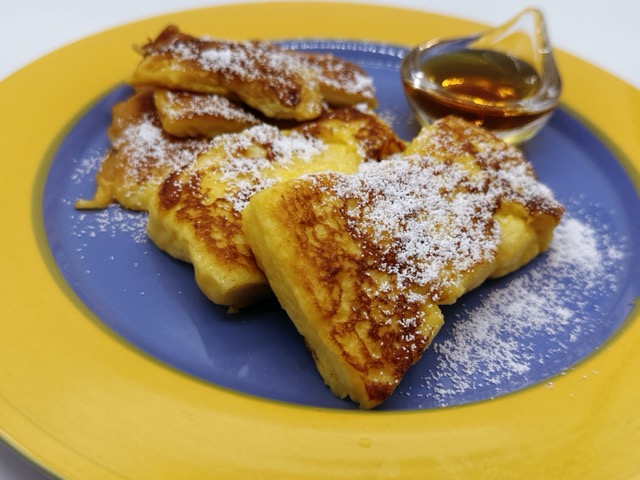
[400,9,562,144]
[404,48,552,130]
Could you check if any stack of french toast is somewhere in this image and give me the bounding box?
[77,26,564,409]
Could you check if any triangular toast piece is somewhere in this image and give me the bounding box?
[242,116,564,408]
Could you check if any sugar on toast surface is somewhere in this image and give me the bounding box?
[146,107,405,310]
[76,86,268,211]
[75,87,214,211]
[242,116,564,408]
[153,87,261,138]
[130,25,376,121]
[78,27,380,212]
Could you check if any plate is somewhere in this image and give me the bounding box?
[42,41,638,411]
[1,3,639,479]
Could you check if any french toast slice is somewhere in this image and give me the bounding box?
[130,26,377,121]
[242,116,564,408]
[75,88,213,211]
[402,116,564,282]
[294,52,377,108]
[153,88,261,137]
[146,107,405,310]
[130,26,323,121]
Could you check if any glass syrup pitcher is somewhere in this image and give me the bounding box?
[400,8,562,144]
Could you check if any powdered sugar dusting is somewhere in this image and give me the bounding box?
[156,39,309,106]
[197,124,327,212]
[320,124,562,305]
[114,113,212,177]
[147,31,376,108]
[69,149,104,185]
[70,204,148,244]
[330,156,500,302]
[66,152,149,244]
[161,90,259,124]
[410,209,628,407]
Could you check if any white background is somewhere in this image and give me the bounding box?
[1,0,638,478]
[2,0,639,88]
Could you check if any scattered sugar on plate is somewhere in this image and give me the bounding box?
[70,205,148,245]
[69,149,104,185]
[67,154,148,245]
[413,204,628,407]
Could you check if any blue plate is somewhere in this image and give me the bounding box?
[43,40,640,410]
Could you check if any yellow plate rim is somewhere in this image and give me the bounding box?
[1,3,639,479]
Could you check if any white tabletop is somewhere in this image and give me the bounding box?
[1,0,638,478]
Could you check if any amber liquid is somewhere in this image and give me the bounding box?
[404,48,552,131]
